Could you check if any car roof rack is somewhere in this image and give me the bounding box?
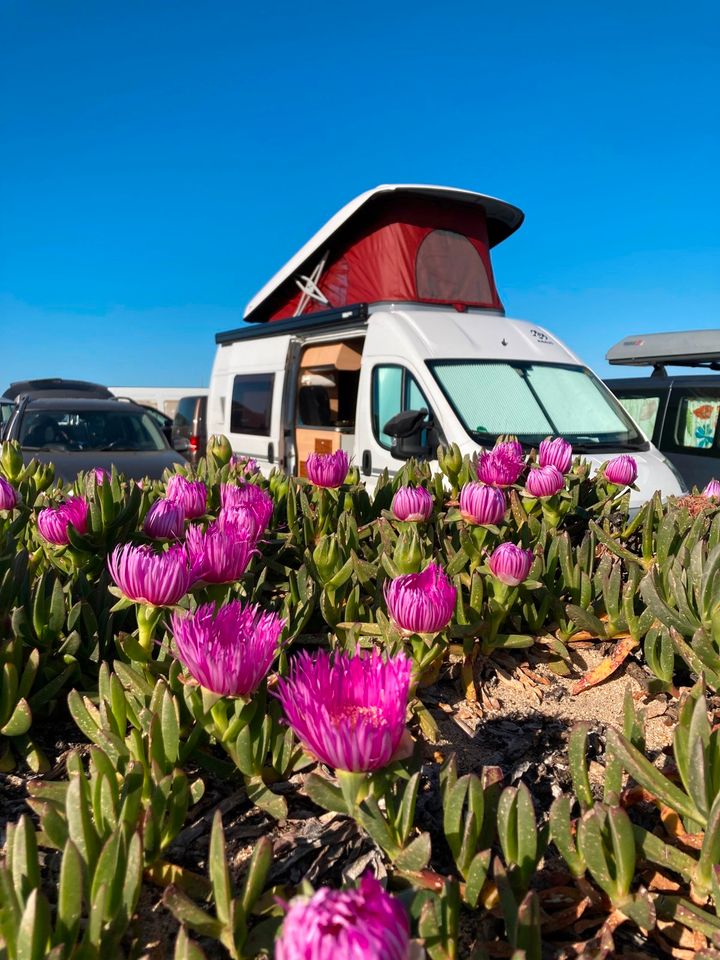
[606,330,720,377]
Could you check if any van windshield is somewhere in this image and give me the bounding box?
[428,360,647,451]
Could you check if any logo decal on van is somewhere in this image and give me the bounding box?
[530,329,554,344]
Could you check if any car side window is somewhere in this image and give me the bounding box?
[230,374,274,435]
[672,389,720,451]
[371,365,432,450]
[614,393,664,442]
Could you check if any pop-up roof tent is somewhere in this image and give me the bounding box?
[243,184,524,325]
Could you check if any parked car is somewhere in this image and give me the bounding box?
[4,397,185,481]
[207,183,685,509]
[172,395,207,464]
[605,330,720,490]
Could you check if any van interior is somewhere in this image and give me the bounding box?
[293,337,364,476]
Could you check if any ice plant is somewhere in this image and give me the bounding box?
[703,478,720,499]
[275,648,412,772]
[604,455,638,487]
[93,467,110,485]
[276,874,411,960]
[230,453,259,475]
[220,483,274,540]
[306,449,349,488]
[488,542,534,587]
[525,464,565,498]
[143,498,185,540]
[539,437,573,474]
[459,481,506,525]
[391,485,433,522]
[166,474,207,519]
[0,476,18,512]
[171,600,284,697]
[37,497,89,546]
[476,443,524,487]
[384,562,456,635]
[185,521,256,584]
[108,543,193,606]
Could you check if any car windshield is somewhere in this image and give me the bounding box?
[428,360,645,450]
[20,408,167,452]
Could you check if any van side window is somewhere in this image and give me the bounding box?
[673,391,720,450]
[614,394,663,442]
[371,365,431,449]
[230,374,274,435]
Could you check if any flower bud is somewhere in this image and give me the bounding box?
[538,437,573,474]
[703,479,720,500]
[393,526,423,575]
[207,434,233,466]
[439,442,463,477]
[459,482,506,525]
[525,464,565,498]
[312,535,342,583]
[604,455,638,487]
[487,542,534,587]
[1,441,24,483]
[0,476,18,512]
[392,486,433,522]
[143,498,185,540]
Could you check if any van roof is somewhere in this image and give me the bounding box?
[243,184,524,323]
[606,330,720,369]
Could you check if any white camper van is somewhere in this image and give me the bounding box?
[208,184,685,507]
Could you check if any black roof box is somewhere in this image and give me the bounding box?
[2,378,113,401]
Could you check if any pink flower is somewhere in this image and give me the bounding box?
[108,543,193,606]
[391,486,433,522]
[276,874,410,960]
[220,483,273,540]
[306,450,349,488]
[230,454,260,476]
[487,543,534,587]
[143,498,185,540]
[459,482,506,525]
[185,522,256,584]
[703,479,720,500]
[37,497,89,545]
[525,464,565,498]
[0,477,18,512]
[94,468,110,485]
[476,444,524,487]
[538,437,573,474]
[384,562,456,635]
[171,600,284,697]
[604,455,638,487]
[275,649,412,772]
[166,474,207,520]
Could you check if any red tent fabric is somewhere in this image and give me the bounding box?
[263,195,503,322]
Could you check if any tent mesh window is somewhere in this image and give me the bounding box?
[415,229,492,303]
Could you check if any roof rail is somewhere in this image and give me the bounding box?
[606,330,720,374]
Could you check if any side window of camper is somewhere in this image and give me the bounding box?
[666,388,720,452]
[230,374,274,435]
[371,365,430,449]
[613,392,664,443]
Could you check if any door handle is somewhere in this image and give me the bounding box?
[267,442,274,464]
[361,449,372,477]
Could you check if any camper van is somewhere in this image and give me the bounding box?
[208,184,685,508]
[605,330,720,490]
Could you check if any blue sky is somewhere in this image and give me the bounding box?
[1,1,718,387]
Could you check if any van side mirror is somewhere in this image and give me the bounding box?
[383,409,436,460]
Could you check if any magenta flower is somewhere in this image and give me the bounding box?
[384,562,456,635]
[306,449,349,488]
[488,542,534,587]
[539,437,573,474]
[230,454,260,476]
[703,479,720,499]
[143,498,185,540]
[94,468,110,485]
[391,486,433,522]
[275,649,412,772]
[171,600,284,697]
[276,874,410,960]
[476,444,524,487]
[37,497,89,546]
[0,477,18,512]
[525,464,565,498]
[108,543,194,605]
[459,482,506,525]
[604,455,638,487]
[166,474,207,520]
[220,483,274,539]
[185,521,256,583]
